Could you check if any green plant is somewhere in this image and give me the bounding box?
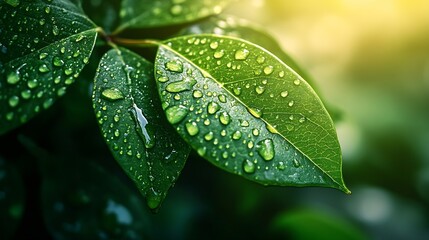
[0,0,350,212]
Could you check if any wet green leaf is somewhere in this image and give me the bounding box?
[0,0,98,134]
[116,0,230,32]
[180,15,314,86]
[155,34,349,192]
[92,47,190,210]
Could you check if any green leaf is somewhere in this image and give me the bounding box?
[0,0,98,134]
[116,0,230,32]
[155,34,350,193]
[92,47,190,210]
[179,16,314,86]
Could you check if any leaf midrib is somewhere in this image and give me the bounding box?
[159,36,345,191]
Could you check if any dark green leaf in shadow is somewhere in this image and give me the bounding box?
[272,209,367,240]
[92,47,190,210]
[116,0,230,32]
[0,0,98,134]
[155,34,349,192]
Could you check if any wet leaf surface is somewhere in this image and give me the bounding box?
[92,47,190,210]
[0,0,97,134]
[155,34,349,192]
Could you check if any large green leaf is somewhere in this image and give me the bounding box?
[92,47,190,210]
[179,16,314,86]
[155,34,349,192]
[116,0,230,32]
[0,0,98,134]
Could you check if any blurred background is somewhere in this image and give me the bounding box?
[1,0,429,239]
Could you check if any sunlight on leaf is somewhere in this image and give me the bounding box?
[155,34,349,192]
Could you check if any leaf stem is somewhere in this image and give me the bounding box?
[111,37,161,48]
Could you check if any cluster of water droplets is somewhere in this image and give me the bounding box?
[155,36,313,180]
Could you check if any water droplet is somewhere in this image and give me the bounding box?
[21,90,31,99]
[158,76,168,82]
[207,102,220,114]
[243,159,255,174]
[6,112,14,121]
[256,139,275,161]
[232,131,242,140]
[219,112,231,125]
[278,161,285,170]
[222,151,228,159]
[39,52,48,59]
[165,105,188,124]
[279,71,285,77]
[170,5,183,15]
[57,87,66,96]
[27,79,38,89]
[248,107,262,118]
[38,64,49,73]
[263,66,273,75]
[114,115,120,122]
[293,159,301,168]
[146,188,161,209]
[299,117,306,123]
[233,87,242,96]
[64,68,73,75]
[294,79,301,85]
[43,98,54,109]
[39,19,46,25]
[210,41,219,49]
[130,103,155,149]
[218,94,226,103]
[203,119,211,126]
[75,34,84,42]
[8,96,19,107]
[185,122,199,136]
[247,141,254,149]
[45,6,51,13]
[256,56,265,64]
[288,101,294,107]
[240,120,249,127]
[197,147,206,156]
[280,91,288,97]
[101,88,124,101]
[213,50,225,59]
[193,90,203,98]
[7,71,20,84]
[255,86,265,95]
[235,48,250,60]
[52,25,59,36]
[53,56,64,66]
[266,124,278,134]
[114,129,120,137]
[252,128,259,136]
[166,78,196,93]
[165,60,183,73]
[204,132,214,141]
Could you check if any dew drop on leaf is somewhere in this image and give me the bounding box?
[38,64,50,73]
[165,60,183,73]
[248,107,262,118]
[130,103,155,149]
[232,131,242,140]
[43,98,54,109]
[21,90,31,99]
[219,111,231,125]
[204,131,214,141]
[235,48,250,60]
[7,72,20,85]
[263,65,274,75]
[207,102,220,114]
[243,159,255,174]
[294,79,301,86]
[165,105,188,124]
[280,91,288,98]
[185,122,199,136]
[256,139,275,161]
[52,56,64,67]
[101,88,125,101]
[8,96,20,108]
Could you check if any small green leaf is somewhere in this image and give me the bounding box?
[155,34,349,193]
[92,48,190,210]
[116,0,230,32]
[0,0,98,134]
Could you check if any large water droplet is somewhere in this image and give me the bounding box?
[101,88,124,101]
[165,105,188,124]
[204,131,214,141]
[53,56,64,67]
[263,66,274,75]
[130,103,155,149]
[52,25,59,36]
[166,79,194,93]
[235,48,250,60]
[213,50,225,59]
[256,56,265,64]
[294,79,301,86]
[266,124,278,134]
[57,87,66,97]
[21,90,31,99]
[8,96,19,107]
[185,122,199,136]
[255,86,265,95]
[43,98,54,109]
[243,159,255,174]
[170,5,183,15]
[146,188,161,209]
[219,112,231,125]
[197,147,206,156]
[7,71,20,84]
[193,90,203,98]
[27,79,38,89]
[157,76,169,82]
[280,91,288,98]
[218,94,226,103]
[232,131,242,140]
[256,139,275,161]
[233,87,242,96]
[38,64,50,73]
[207,102,220,114]
[210,41,219,49]
[165,60,183,73]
